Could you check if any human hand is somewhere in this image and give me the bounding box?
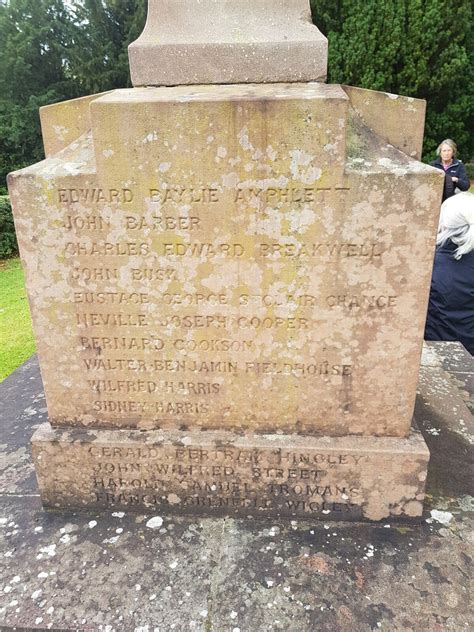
[452,176,459,183]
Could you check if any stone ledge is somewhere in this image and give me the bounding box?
[128,0,327,85]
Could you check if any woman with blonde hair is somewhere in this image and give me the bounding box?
[425,192,474,355]
[431,139,470,202]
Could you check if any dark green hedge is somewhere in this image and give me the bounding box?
[0,196,18,259]
[310,0,474,163]
[464,163,474,180]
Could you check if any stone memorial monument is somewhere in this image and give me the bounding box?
[8,0,443,521]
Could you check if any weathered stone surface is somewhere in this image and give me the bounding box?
[32,421,429,521]
[40,92,109,157]
[8,83,443,438]
[2,492,473,632]
[128,0,328,86]
[344,85,426,160]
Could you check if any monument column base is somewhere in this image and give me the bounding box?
[32,423,429,522]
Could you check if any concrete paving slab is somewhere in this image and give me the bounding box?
[1,495,218,630]
[208,504,473,632]
[416,346,473,497]
[425,341,474,413]
[0,355,45,495]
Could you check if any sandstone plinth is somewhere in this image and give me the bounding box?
[40,92,110,157]
[128,0,328,86]
[8,83,443,441]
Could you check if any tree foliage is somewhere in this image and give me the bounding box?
[0,0,79,192]
[311,0,474,161]
[0,0,146,193]
[0,195,17,257]
[66,0,146,94]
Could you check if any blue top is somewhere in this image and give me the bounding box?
[431,158,470,202]
[425,240,474,355]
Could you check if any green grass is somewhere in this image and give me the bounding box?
[0,257,36,381]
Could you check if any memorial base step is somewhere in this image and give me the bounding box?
[32,422,429,522]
